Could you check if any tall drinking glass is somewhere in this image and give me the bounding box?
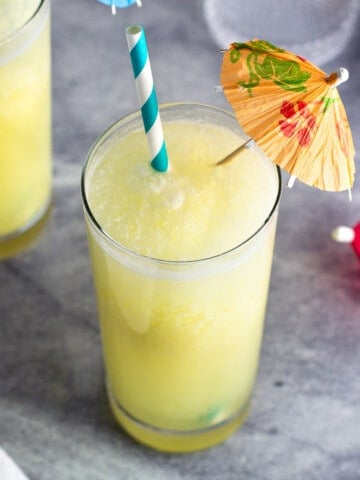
[0,0,52,249]
[81,103,281,452]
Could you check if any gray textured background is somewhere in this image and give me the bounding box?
[1,1,359,479]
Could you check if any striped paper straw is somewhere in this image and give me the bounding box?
[126,25,169,172]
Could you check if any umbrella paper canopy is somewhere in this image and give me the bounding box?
[220,39,355,192]
[96,0,141,14]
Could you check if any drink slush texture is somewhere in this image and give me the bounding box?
[0,0,51,238]
[82,104,280,451]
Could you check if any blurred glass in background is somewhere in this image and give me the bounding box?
[203,0,360,65]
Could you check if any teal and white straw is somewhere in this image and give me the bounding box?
[126,25,169,172]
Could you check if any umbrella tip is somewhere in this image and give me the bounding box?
[338,67,349,83]
[287,174,297,189]
[332,226,355,243]
[327,68,349,87]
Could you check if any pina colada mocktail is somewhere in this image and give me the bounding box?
[0,0,51,241]
[82,104,281,452]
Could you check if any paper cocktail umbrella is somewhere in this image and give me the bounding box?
[96,0,141,15]
[220,39,355,194]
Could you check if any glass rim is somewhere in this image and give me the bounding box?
[0,0,46,46]
[81,102,282,267]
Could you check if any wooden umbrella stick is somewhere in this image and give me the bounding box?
[216,139,255,165]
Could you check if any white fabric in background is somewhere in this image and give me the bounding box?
[0,448,29,480]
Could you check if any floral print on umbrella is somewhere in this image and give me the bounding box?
[279,100,317,147]
[229,40,311,97]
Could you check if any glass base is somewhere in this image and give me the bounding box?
[108,386,251,453]
[0,199,52,260]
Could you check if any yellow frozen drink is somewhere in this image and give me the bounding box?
[81,104,281,452]
[0,0,51,243]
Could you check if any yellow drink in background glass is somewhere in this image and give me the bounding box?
[0,0,51,243]
[82,104,281,452]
